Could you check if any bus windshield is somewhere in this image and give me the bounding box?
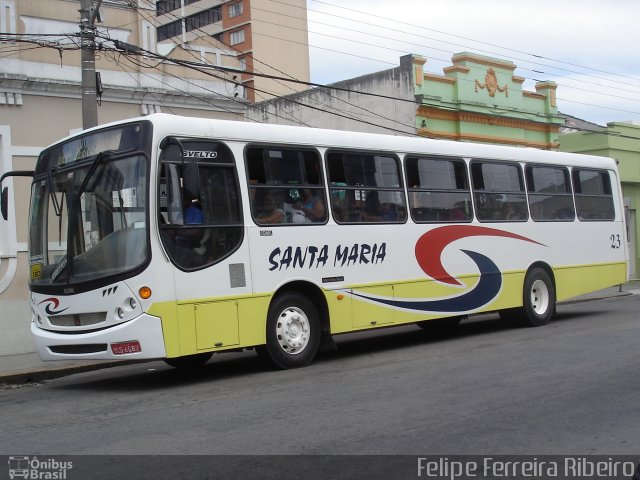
[28,122,151,290]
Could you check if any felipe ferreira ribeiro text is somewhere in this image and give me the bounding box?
[417,457,636,479]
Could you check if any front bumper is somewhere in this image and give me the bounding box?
[32,313,166,361]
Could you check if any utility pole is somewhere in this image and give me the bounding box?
[79,0,102,129]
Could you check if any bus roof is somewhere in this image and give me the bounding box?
[58,113,618,170]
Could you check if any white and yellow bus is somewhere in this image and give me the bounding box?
[1,114,628,369]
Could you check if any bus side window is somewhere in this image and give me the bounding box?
[572,168,615,221]
[326,150,406,224]
[526,165,575,222]
[245,146,327,225]
[471,160,527,222]
[405,156,472,223]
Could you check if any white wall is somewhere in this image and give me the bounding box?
[0,126,41,355]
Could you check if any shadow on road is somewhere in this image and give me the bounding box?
[52,305,606,392]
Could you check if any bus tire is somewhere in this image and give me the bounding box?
[522,268,555,326]
[164,352,212,369]
[502,268,555,327]
[258,292,321,369]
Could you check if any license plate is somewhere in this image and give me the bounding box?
[110,340,141,355]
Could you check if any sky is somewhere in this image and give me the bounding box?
[305,0,640,126]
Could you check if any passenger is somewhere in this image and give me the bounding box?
[295,189,325,222]
[175,197,204,251]
[184,197,203,225]
[257,193,286,224]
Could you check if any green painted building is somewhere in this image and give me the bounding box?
[248,52,565,150]
[561,122,640,278]
[413,53,565,149]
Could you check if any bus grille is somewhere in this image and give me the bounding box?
[49,312,107,327]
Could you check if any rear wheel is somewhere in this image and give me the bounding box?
[257,292,321,369]
[501,268,555,327]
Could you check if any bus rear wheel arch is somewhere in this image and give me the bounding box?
[257,291,322,369]
[500,266,556,327]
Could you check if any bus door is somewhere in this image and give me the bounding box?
[158,138,248,354]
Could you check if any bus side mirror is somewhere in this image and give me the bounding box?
[183,162,200,201]
[0,170,35,221]
[1,187,7,221]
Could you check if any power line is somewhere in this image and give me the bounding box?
[249,30,640,121]
[302,0,640,88]
[5,31,640,142]
[149,5,420,132]
[102,38,421,135]
[250,6,640,104]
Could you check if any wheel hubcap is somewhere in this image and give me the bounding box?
[275,307,310,355]
[530,279,550,315]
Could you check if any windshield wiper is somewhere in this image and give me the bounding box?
[46,167,62,217]
[77,151,113,198]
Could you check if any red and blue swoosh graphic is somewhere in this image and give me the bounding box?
[351,225,544,313]
[38,297,69,315]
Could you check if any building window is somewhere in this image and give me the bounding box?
[1,0,16,35]
[229,2,243,18]
[229,28,245,45]
[238,57,246,71]
[186,6,222,32]
[212,32,224,43]
[156,0,180,16]
[157,19,183,41]
[156,0,201,16]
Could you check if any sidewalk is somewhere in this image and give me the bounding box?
[1,281,638,386]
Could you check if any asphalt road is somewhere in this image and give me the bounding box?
[1,295,639,477]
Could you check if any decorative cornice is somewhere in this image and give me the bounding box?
[535,81,557,91]
[451,53,516,71]
[523,91,546,100]
[412,56,427,66]
[424,73,456,84]
[0,75,247,113]
[443,66,470,75]
[417,127,559,150]
[417,106,562,133]
[512,76,526,84]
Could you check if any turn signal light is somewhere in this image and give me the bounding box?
[139,286,152,299]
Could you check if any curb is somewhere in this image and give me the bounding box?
[0,360,149,387]
[558,291,633,305]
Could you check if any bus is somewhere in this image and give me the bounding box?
[0,114,628,369]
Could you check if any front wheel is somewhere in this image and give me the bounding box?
[164,352,213,369]
[257,292,321,369]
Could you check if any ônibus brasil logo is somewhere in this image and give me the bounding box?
[8,456,73,479]
[350,225,544,313]
[38,298,69,315]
